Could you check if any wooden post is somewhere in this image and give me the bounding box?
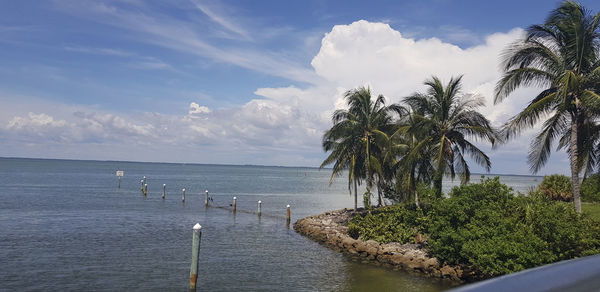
[182,188,186,202]
[162,184,166,199]
[286,204,291,223]
[143,184,148,196]
[140,179,144,192]
[257,200,262,216]
[233,197,237,213]
[189,223,202,292]
[118,176,121,189]
[205,190,209,206]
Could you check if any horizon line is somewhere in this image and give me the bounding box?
[0,155,545,177]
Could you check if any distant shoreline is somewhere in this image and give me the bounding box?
[0,156,544,177]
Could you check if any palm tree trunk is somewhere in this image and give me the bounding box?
[410,166,419,208]
[377,180,383,207]
[365,133,372,207]
[354,177,358,211]
[433,172,443,198]
[570,114,582,213]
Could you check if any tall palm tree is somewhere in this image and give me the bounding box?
[494,1,600,213]
[405,76,497,197]
[321,86,397,209]
[392,105,436,207]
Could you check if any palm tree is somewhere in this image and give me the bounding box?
[405,76,497,197]
[321,86,397,209]
[494,1,600,213]
[392,106,436,207]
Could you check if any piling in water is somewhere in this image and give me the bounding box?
[143,184,148,196]
[190,223,202,292]
[233,197,237,213]
[118,176,121,189]
[162,184,166,199]
[257,200,262,217]
[182,188,186,202]
[205,190,209,207]
[286,204,291,227]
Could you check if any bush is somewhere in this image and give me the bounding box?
[348,204,422,243]
[582,174,600,202]
[347,178,600,277]
[425,178,600,276]
[538,174,573,201]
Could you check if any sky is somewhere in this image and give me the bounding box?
[1,0,600,175]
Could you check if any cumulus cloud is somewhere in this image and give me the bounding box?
[1,20,566,173]
[189,102,212,116]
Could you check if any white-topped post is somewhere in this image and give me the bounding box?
[162,184,166,199]
[189,223,202,291]
[182,188,186,202]
[205,190,209,207]
[257,200,262,216]
[143,184,148,196]
[233,197,237,213]
[286,204,291,222]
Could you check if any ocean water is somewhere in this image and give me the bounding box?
[0,158,541,291]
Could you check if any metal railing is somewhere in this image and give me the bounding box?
[448,254,600,292]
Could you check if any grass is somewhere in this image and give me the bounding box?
[582,202,600,221]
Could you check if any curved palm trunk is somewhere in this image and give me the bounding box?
[570,114,582,213]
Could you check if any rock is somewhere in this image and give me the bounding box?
[424,258,440,270]
[440,265,458,279]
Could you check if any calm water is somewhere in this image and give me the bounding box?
[0,158,541,291]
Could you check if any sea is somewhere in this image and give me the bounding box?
[0,158,542,291]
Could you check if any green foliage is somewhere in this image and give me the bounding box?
[350,178,600,277]
[348,204,422,244]
[582,174,600,202]
[582,202,600,221]
[425,178,600,276]
[538,174,573,201]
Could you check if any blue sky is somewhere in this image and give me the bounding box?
[1,0,599,175]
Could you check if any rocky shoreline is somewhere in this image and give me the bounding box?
[294,208,478,282]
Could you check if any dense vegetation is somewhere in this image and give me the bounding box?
[538,174,573,201]
[582,173,600,202]
[348,178,600,277]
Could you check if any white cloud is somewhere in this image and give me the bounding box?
[64,46,133,57]
[189,102,212,116]
[191,0,251,40]
[1,20,567,173]
[53,0,320,84]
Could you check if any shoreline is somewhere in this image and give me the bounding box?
[294,208,479,282]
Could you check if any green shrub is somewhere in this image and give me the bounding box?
[425,178,600,276]
[538,174,573,201]
[348,204,422,243]
[424,178,554,275]
[347,178,600,277]
[582,174,600,202]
